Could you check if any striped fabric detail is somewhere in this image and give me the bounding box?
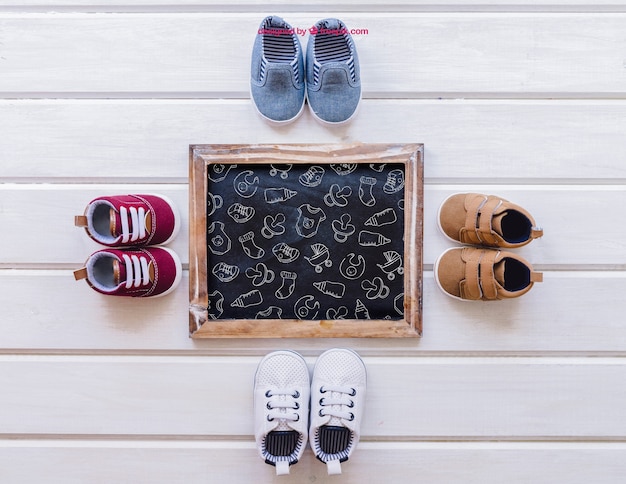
[313,31,356,85]
[260,18,300,84]
[262,430,303,465]
[314,425,354,463]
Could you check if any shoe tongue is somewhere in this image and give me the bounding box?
[491,209,508,237]
[494,258,506,287]
[110,207,120,237]
[267,16,287,29]
[320,19,341,30]
[112,257,124,287]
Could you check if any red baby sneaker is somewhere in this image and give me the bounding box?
[73,247,182,297]
[75,194,180,247]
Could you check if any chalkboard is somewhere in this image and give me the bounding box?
[189,144,423,338]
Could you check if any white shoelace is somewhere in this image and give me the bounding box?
[122,253,151,289]
[265,389,301,423]
[120,206,147,243]
[319,385,356,421]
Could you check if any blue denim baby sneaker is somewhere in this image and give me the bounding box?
[306,18,361,125]
[250,16,306,124]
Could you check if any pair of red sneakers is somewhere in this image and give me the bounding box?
[73,194,182,298]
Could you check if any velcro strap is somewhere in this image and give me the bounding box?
[461,195,501,246]
[461,196,488,245]
[477,197,502,246]
[459,249,482,300]
[460,249,500,300]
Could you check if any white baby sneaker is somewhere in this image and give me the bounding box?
[254,350,310,475]
[309,348,367,475]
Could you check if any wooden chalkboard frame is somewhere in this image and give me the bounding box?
[189,143,423,338]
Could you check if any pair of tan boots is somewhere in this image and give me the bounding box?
[435,193,544,301]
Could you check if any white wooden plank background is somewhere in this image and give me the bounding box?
[1,13,625,96]
[1,0,626,482]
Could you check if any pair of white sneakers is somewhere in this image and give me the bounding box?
[254,348,367,476]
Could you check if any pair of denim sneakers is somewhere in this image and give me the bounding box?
[251,16,361,125]
[73,194,182,298]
